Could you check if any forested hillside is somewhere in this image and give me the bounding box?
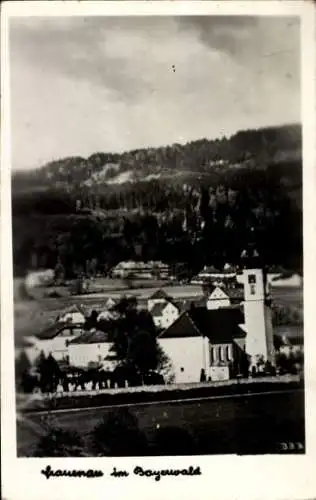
[12,124,301,189]
[12,124,302,277]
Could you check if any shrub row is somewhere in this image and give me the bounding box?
[24,378,303,413]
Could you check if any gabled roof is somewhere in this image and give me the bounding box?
[151,302,168,317]
[106,297,118,307]
[36,322,84,340]
[158,312,202,339]
[208,286,230,300]
[159,306,245,343]
[149,289,171,300]
[188,307,245,343]
[68,328,113,345]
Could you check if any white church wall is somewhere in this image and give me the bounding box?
[209,366,230,381]
[158,336,209,383]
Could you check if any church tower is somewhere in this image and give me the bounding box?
[241,237,275,369]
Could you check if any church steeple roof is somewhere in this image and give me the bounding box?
[240,227,262,269]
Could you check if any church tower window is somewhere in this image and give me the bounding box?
[248,274,257,295]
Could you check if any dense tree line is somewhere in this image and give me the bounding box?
[12,175,302,277]
[12,124,302,277]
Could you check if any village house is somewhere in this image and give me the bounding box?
[105,297,118,309]
[56,304,86,325]
[150,300,180,330]
[27,323,85,362]
[206,286,231,310]
[97,309,115,321]
[95,298,120,321]
[191,264,237,285]
[68,328,117,371]
[110,260,169,280]
[278,335,303,357]
[147,288,173,312]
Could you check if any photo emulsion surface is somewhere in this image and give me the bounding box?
[11,15,304,458]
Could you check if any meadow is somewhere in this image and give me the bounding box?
[17,385,305,456]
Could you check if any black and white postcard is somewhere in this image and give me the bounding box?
[1,1,316,500]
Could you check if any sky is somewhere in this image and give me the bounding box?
[10,16,300,170]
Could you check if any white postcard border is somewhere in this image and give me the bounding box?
[1,2,316,500]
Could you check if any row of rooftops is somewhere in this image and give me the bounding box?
[23,322,303,349]
[33,304,245,346]
[32,286,244,341]
[56,285,243,313]
[25,282,300,348]
[25,286,303,349]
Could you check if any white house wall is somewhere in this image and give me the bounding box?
[206,298,231,310]
[153,303,180,329]
[69,342,114,368]
[34,334,78,361]
[158,336,209,383]
[59,312,85,324]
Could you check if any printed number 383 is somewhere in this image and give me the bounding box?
[279,442,304,451]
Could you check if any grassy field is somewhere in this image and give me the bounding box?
[17,387,305,456]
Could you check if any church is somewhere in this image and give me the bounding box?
[158,247,275,383]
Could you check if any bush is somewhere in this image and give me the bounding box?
[272,305,303,326]
[153,426,197,455]
[45,289,62,298]
[89,408,148,456]
[33,427,86,457]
